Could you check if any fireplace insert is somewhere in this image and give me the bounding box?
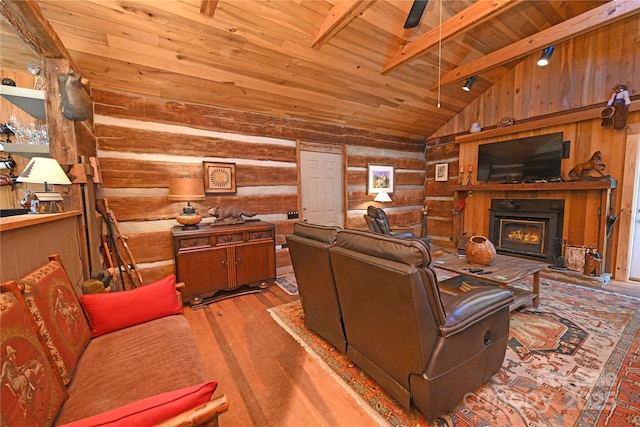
[489,199,563,263]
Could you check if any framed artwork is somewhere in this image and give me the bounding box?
[435,163,448,182]
[367,164,394,194]
[203,162,236,194]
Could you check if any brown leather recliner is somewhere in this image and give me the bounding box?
[285,222,347,352]
[364,205,414,238]
[364,205,432,247]
[329,230,513,420]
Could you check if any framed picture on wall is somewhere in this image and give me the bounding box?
[435,163,448,182]
[203,162,236,194]
[367,164,394,194]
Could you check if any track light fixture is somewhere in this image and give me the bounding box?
[537,46,555,67]
[462,76,477,92]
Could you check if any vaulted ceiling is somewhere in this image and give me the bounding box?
[1,0,634,139]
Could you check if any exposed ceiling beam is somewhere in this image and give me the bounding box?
[0,0,75,66]
[433,0,640,90]
[200,0,218,17]
[312,0,376,49]
[384,0,521,74]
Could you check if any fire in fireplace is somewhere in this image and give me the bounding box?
[499,219,545,254]
[489,199,563,263]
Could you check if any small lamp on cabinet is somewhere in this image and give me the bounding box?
[168,177,206,229]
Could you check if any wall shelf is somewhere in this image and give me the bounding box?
[1,143,50,159]
[0,85,46,120]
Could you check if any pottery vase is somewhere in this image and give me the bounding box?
[465,235,496,266]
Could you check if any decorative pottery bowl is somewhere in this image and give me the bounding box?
[465,235,496,266]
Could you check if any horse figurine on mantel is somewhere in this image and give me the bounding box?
[567,151,607,180]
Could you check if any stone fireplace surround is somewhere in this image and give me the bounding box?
[488,199,564,263]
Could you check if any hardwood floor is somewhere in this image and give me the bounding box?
[183,275,640,426]
[182,285,378,427]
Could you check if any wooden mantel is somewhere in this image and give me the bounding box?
[448,179,616,193]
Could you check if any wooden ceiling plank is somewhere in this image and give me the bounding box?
[0,0,74,65]
[434,0,639,89]
[200,0,218,17]
[383,0,521,74]
[311,0,376,49]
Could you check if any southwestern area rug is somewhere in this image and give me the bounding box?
[268,273,640,427]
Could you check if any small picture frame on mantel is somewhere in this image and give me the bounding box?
[435,163,448,182]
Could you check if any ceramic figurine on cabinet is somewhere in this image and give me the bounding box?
[209,206,257,224]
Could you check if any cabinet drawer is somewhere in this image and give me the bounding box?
[178,237,211,249]
[215,233,244,245]
[248,229,273,241]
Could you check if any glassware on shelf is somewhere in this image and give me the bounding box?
[5,116,48,145]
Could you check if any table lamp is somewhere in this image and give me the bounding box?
[168,177,206,229]
[16,157,71,213]
[373,191,392,205]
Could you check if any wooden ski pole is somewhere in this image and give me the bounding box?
[104,199,143,288]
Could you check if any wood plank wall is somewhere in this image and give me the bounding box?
[423,16,639,274]
[92,89,425,282]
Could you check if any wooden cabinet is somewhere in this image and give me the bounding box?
[172,221,276,303]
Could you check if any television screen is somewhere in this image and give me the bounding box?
[477,132,564,183]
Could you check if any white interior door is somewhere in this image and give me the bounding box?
[300,151,343,227]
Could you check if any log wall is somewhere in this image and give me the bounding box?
[92,89,425,281]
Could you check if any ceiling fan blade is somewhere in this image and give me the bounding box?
[403,0,429,29]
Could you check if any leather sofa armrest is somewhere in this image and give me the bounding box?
[154,394,229,427]
[439,287,513,337]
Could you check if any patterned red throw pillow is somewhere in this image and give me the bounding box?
[19,260,92,385]
[0,292,67,427]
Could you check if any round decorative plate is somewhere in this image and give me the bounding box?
[209,168,231,188]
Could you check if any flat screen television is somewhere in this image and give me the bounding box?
[477,132,564,183]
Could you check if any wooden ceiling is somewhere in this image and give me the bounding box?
[2,0,633,139]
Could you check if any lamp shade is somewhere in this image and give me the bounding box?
[373,192,392,203]
[168,178,205,201]
[16,157,71,185]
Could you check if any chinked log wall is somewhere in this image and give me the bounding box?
[93,89,425,282]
